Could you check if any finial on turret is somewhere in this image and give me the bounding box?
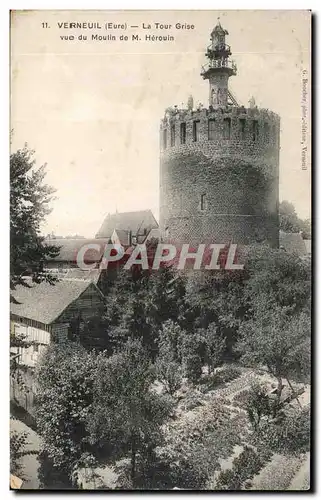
[187,95,194,111]
[249,96,256,109]
[211,17,229,37]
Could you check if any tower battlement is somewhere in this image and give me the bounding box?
[160,106,280,154]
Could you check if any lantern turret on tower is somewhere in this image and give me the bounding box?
[201,19,237,108]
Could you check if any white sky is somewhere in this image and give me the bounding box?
[10,9,311,237]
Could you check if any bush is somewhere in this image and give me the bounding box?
[183,355,203,384]
[215,445,272,490]
[199,366,241,391]
[219,366,241,383]
[156,359,182,395]
[232,389,250,408]
[10,430,29,477]
[255,407,310,455]
[246,383,272,431]
[161,403,244,490]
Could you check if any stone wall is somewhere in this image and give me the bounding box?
[159,106,280,246]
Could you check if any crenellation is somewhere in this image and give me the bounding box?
[160,107,280,152]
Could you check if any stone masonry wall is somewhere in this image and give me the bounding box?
[159,106,280,246]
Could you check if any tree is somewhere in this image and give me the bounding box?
[88,339,173,487]
[155,320,184,395]
[245,383,272,431]
[198,322,226,375]
[180,333,204,384]
[103,266,186,360]
[183,269,246,358]
[35,341,98,485]
[10,429,30,478]
[215,445,269,490]
[237,245,311,414]
[243,244,311,316]
[279,200,311,238]
[254,407,310,456]
[237,307,310,415]
[10,144,59,298]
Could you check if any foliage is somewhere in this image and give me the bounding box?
[157,320,184,363]
[245,383,272,431]
[279,200,311,239]
[160,403,246,490]
[156,359,182,396]
[197,323,226,374]
[10,429,29,477]
[199,366,241,392]
[254,407,310,456]
[243,245,311,316]
[87,339,173,486]
[38,450,74,489]
[10,144,59,297]
[232,388,250,408]
[103,266,186,359]
[79,316,113,354]
[155,320,184,395]
[179,333,203,384]
[237,307,310,413]
[215,445,272,490]
[35,342,98,481]
[183,269,246,358]
[248,453,305,491]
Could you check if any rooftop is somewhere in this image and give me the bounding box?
[96,209,158,239]
[44,238,109,263]
[10,279,101,325]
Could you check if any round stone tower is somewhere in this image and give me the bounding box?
[159,20,280,247]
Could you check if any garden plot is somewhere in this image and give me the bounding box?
[249,453,305,490]
[287,452,310,490]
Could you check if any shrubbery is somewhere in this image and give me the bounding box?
[215,445,272,490]
[199,366,241,391]
[254,407,310,456]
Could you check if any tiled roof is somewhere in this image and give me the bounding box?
[112,229,131,246]
[49,268,102,283]
[44,238,109,263]
[96,210,158,239]
[279,231,308,257]
[10,279,101,325]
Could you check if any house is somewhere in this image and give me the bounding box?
[95,210,159,243]
[10,278,106,368]
[44,237,110,272]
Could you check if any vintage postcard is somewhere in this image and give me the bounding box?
[10,10,311,490]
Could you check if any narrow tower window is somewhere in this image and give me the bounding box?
[193,120,200,142]
[223,118,231,139]
[180,122,186,144]
[208,119,216,140]
[170,124,176,147]
[200,193,207,211]
[239,119,246,140]
[163,129,167,149]
[252,120,259,142]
